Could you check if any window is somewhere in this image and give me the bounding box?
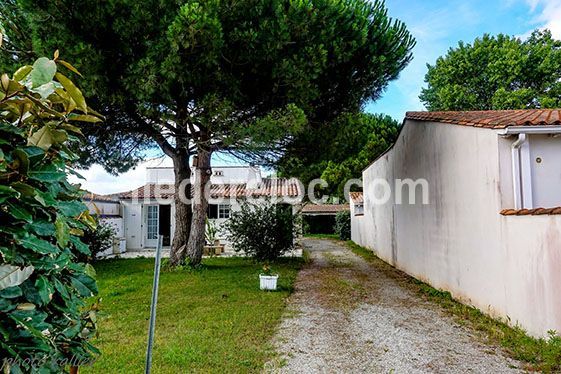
[214,170,224,176]
[208,204,230,219]
[354,203,364,216]
[218,204,231,218]
[147,205,158,239]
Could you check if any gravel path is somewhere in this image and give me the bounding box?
[266,239,522,373]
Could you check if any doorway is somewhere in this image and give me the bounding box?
[159,204,171,246]
[144,204,172,248]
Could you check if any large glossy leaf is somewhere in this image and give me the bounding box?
[1,73,9,90]
[0,265,34,291]
[80,210,97,229]
[34,189,57,207]
[70,273,97,297]
[25,221,55,236]
[0,286,23,299]
[69,236,90,255]
[55,217,70,248]
[57,200,87,217]
[31,82,57,99]
[28,164,66,182]
[13,65,32,82]
[12,149,29,174]
[0,186,19,204]
[28,125,68,151]
[19,236,59,255]
[29,57,57,88]
[11,182,37,197]
[57,60,83,77]
[32,252,71,272]
[0,185,18,198]
[53,278,70,301]
[6,202,32,223]
[55,73,87,113]
[67,114,102,123]
[0,298,15,313]
[35,275,54,305]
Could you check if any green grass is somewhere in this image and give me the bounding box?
[345,240,561,373]
[303,233,339,240]
[83,256,303,373]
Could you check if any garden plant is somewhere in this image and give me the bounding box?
[0,53,102,372]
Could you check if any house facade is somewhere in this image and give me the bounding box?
[351,109,561,337]
[86,165,303,251]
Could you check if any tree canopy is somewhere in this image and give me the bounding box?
[420,30,561,111]
[277,112,400,199]
[1,0,415,264]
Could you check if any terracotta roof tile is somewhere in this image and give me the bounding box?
[83,191,120,203]
[349,192,363,203]
[406,110,561,129]
[500,207,561,216]
[118,178,303,200]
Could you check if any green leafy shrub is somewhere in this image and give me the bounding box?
[224,201,296,262]
[334,211,351,240]
[79,220,116,263]
[0,54,102,372]
[205,218,218,245]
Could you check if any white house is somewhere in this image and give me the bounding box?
[351,109,561,337]
[86,164,303,252]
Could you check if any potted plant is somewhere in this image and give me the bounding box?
[205,218,218,244]
[205,219,221,255]
[259,264,279,291]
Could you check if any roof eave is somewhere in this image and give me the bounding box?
[498,125,561,136]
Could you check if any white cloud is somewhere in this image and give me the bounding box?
[68,153,249,195]
[525,0,561,39]
[69,157,172,195]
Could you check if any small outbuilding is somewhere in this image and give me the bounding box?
[301,204,349,234]
[352,109,561,337]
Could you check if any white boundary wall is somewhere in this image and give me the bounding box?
[352,120,561,337]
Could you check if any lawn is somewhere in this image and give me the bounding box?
[82,256,303,373]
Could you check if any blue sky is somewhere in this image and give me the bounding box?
[366,0,561,121]
[75,0,561,194]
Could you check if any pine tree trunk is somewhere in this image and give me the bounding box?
[169,150,192,266]
[185,147,211,266]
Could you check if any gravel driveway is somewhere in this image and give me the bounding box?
[266,239,522,373]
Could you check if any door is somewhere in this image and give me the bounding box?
[145,205,159,248]
[529,135,561,207]
[124,203,142,250]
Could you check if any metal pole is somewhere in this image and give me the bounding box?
[145,235,163,374]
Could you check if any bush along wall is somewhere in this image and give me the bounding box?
[0,54,103,372]
[335,211,351,240]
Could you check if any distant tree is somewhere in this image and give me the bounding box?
[2,0,414,266]
[278,112,400,199]
[420,30,561,111]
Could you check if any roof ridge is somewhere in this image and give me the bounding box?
[406,109,561,129]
